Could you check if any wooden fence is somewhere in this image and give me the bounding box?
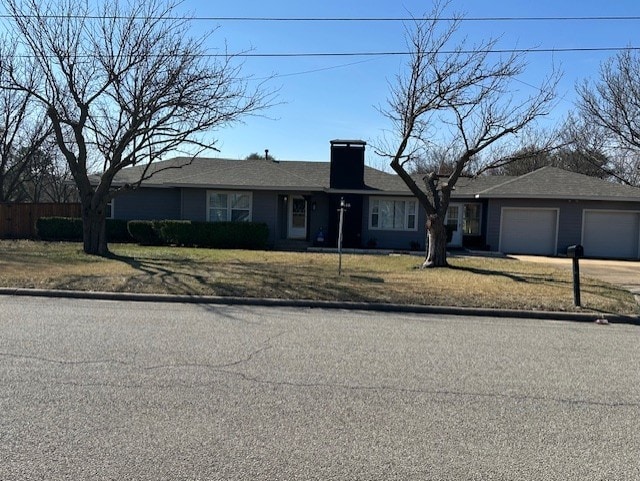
[0,203,81,239]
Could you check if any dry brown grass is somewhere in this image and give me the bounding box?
[0,240,637,314]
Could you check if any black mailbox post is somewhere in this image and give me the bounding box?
[567,245,584,306]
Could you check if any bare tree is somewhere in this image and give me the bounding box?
[41,153,79,203]
[1,0,272,255]
[379,2,559,267]
[20,144,78,203]
[576,50,640,186]
[409,144,459,176]
[493,122,610,178]
[0,44,51,202]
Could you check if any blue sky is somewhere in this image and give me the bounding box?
[180,1,640,165]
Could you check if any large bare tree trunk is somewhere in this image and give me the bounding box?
[423,215,448,268]
[81,201,108,256]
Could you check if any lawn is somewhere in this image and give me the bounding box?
[0,240,637,315]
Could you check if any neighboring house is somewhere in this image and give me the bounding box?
[109,140,640,259]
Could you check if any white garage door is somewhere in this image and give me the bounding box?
[583,210,640,259]
[500,208,558,255]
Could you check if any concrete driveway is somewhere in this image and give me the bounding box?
[512,255,640,302]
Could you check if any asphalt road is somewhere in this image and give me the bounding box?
[0,296,639,480]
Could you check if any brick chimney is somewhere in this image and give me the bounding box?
[329,140,366,189]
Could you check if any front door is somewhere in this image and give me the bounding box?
[446,204,464,246]
[288,196,307,239]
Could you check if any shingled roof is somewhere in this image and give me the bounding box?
[111,158,640,201]
[112,156,411,193]
[472,166,640,201]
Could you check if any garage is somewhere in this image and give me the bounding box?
[499,208,558,255]
[582,210,640,259]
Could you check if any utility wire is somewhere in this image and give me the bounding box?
[2,14,640,22]
[11,46,640,59]
[268,58,380,78]
[228,47,640,57]
[180,16,640,22]
[3,12,639,58]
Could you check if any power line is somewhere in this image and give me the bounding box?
[3,11,639,59]
[229,47,640,58]
[180,16,640,22]
[267,58,379,79]
[2,14,640,22]
[11,46,640,59]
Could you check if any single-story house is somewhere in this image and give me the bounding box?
[109,140,640,259]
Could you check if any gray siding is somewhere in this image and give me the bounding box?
[181,188,206,221]
[252,191,279,245]
[116,187,283,246]
[486,198,640,255]
[309,193,330,243]
[114,188,181,220]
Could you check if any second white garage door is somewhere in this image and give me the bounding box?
[582,210,640,259]
[500,208,558,255]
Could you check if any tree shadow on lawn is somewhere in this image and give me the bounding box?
[451,264,638,314]
[108,253,384,301]
[221,260,387,302]
[579,284,640,315]
[82,253,637,313]
[109,254,222,296]
[448,264,572,288]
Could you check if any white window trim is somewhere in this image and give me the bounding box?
[368,196,418,232]
[106,199,114,219]
[207,190,253,222]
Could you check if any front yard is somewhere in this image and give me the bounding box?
[0,240,637,315]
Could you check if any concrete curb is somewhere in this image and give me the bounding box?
[1,287,639,325]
